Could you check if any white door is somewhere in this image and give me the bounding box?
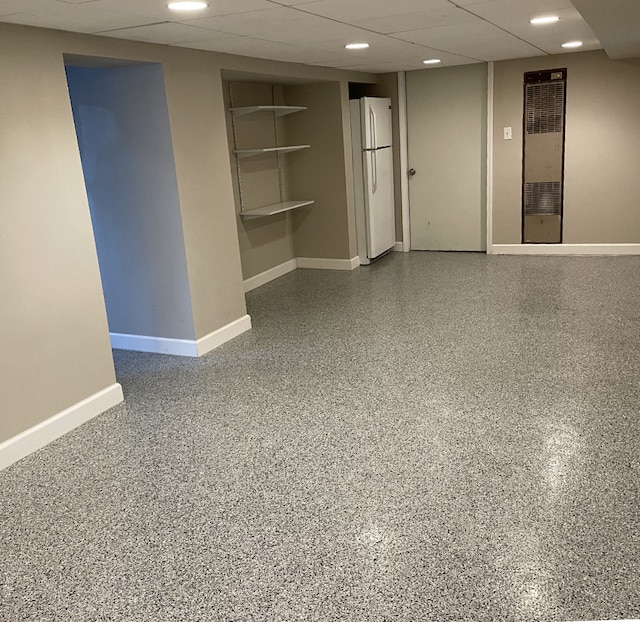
[407,65,487,251]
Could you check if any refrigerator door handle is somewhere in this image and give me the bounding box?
[369,107,377,150]
[371,150,378,194]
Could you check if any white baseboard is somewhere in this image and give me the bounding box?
[195,314,252,356]
[0,383,123,472]
[393,241,404,252]
[111,314,252,358]
[491,244,640,256]
[244,257,360,292]
[244,259,297,292]
[110,332,199,357]
[296,256,360,270]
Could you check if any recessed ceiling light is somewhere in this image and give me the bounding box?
[530,15,560,25]
[562,40,583,48]
[167,1,208,10]
[345,43,369,50]
[423,59,441,65]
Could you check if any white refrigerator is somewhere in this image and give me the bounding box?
[350,97,395,265]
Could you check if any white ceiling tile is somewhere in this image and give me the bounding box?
[264,0,322,4]
[336,62,419,73]
[459,2,601,54]
[354,9,477,34]
[102,22,217,44]
[450,0,495,5]
[480,8,600,53]
[187,7,372,44]
[466,1,582,21]
[1,3,155,33]
[179,36,346,66]
[572,0,640,58]
[306,31,479,67]
[0,0,613,72]
[0,0,58,16]
[174,33,249,53]
[88,0,274,23]
[298,0,477,34]
[297,0,451,22]
[395,20,547,61]
[179,0,276,19]
[181,36,310,64]
[461,0,576,15]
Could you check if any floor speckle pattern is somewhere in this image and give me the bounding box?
[1,252,639,621]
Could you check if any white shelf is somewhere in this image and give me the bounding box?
[240,200,314,219]
[230,105,306,118]
[234,145,310,159]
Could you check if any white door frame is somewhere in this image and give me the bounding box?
[397,71,411,252]
[398,64,495,254]
[486,61,494,254]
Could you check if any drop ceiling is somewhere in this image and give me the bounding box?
[0,0,635,73]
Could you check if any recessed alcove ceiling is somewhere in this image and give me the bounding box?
[1,1,639,73]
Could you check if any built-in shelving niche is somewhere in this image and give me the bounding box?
[228,102,313,219]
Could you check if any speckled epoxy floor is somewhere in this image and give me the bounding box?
[1,252,639,621]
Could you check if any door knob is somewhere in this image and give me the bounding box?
[408,168,416,176]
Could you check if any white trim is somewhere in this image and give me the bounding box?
[486,61,494,254]
[110,314,252,358]
[296,256,360,270]
[491,244,640,255]
[110,332,199,357]
[0,384,124,472]
[243,259,297,292]
[398,71,411,252]
[195,314,252,356]
[393,241,404,252]
[242,255,365,293]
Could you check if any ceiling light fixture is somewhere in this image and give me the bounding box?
[530,16,560,25]
[167,1,208,10]
[423,59,441,65]
[562,40,583,48]
[345,43,369,50]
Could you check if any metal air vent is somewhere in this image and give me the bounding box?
[524,181,562,215]
[525,81,565,135]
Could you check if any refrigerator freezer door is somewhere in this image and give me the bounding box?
[363,147,395,259]
[362,97,393,150]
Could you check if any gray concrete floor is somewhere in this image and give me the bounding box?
[1,252,639,621]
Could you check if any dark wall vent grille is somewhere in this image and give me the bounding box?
[525,82,565,134]
[524,181,562,215]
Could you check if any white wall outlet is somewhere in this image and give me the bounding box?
[504,126,512,140]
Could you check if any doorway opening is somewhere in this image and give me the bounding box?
[64,55,193,372]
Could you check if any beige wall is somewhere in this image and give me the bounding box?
[493,50,640,244]
[0,26,117,443]
[224,82,295,281]
[158,56,247,339]
[63,31,251,340]
[286,81,357,260]
[0,20,373,448]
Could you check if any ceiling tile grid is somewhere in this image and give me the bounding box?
[0,0,626,72]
